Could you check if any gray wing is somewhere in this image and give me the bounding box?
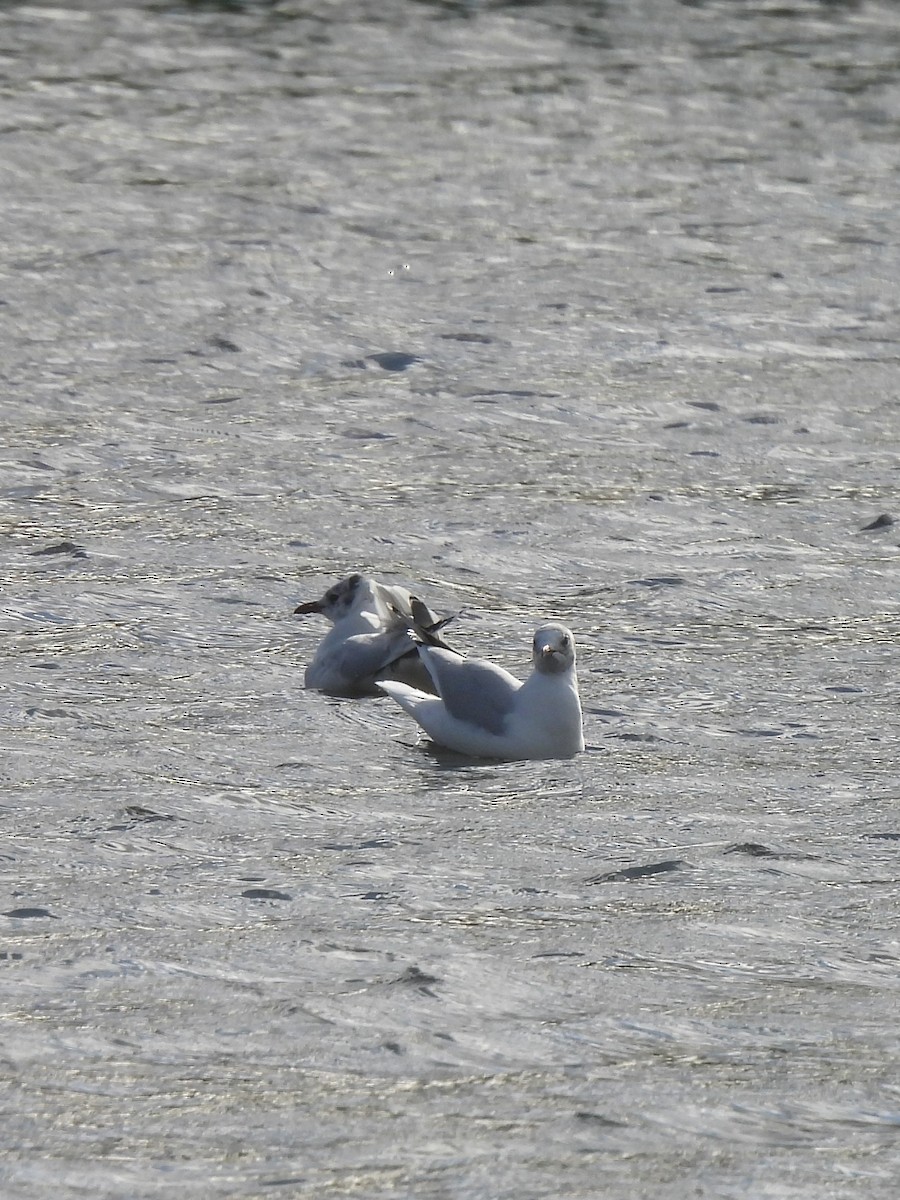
[338,611,454,687]
[419,647,521,735]
[338,629,416,680]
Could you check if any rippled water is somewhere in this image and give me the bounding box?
[2,0,900,1195]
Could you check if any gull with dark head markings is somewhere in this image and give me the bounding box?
[295,573,452,696]
[379,623,584,761]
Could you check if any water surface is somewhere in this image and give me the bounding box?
[2,1,900,1196]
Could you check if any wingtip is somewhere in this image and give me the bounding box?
[386,596,457,651]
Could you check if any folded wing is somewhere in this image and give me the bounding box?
[417,646,521,736]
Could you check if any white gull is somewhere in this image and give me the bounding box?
[379,623,584,761]
[295,573,451,697]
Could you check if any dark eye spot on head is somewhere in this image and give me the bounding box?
[561,635,569,647]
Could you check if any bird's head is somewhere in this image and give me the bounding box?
[294,573,368,621]
[533,624,577,675]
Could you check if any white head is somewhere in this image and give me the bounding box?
[532,624,577,675]
[295,573,376,623]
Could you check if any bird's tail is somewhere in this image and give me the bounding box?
[394,597,458,651]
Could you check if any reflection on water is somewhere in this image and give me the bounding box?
[2,0,900,1195]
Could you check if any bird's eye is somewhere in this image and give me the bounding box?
[560,635,569,647]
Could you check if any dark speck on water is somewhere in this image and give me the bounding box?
[3,908,59,920]
[724,842,779,858]
[860,513,893,531]
[626,575,685,587]
[207,335,241,353]
[587,859,689,884]
[393,965,441,989]
[107,806,175,829]
[29,541,87,557]
[343,351,420,371]
[723,842,821,862]
[2,0,899,1196]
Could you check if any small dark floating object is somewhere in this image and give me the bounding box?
[863,832,900,841]
[587,858,687,885]
[724,842,777,858]
[705,285,746,294]
[209,335,241,353]
[30,541,86,557]
[341,427,395,441]
[723,842,820,862]
[626,575,685,588]
[394,965,440,988]
[369,351,418,371]
[466,389,558,400]
[743,413,780,425]
[368,351,420,371]
[609,731,663,743]
[341,352,420,372]
[860,513,893,531]
[108,806,174,830]
[439,332,493,343]
[241,888,292,901]
[3,907,58,919]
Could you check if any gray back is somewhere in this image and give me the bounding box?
[421,647,521,735]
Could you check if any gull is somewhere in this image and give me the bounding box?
[379,623,584,761]
[294,573,452,696]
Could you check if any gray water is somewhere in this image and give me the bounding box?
[1,0,899,1196]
